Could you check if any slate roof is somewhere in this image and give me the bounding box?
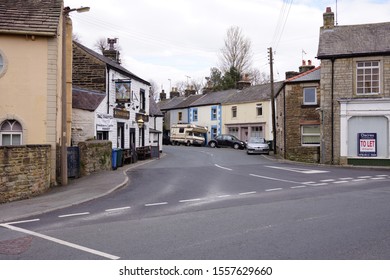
[0,0,62,36]
[73,41,151,86]
[286,67,321,83]
[224,82,284,104]
[317,22,390,59]
[72,87,105,111]
[149,96,163,117]
[191,89,237,107]
[170,94,204,109]
[158,96,186,111]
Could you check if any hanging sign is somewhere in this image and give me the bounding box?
[115,81,131,103]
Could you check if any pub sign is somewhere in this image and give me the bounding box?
[115,81,131,103]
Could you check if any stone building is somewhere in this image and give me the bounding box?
[276,64,321,163]
[317,7,390,166]
[72,40,151,150]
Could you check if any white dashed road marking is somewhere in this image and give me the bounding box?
[179,198,203,203]
[214,164,233,171]
[58,212,90,218]
[249,174,299,184]
[5,219,40,225]
[145,202,168,207]
[105,206,131,212]
[239,191,257,196]
[265,188,283,192]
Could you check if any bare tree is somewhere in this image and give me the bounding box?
[149,79,159,101]
[219,26,253,75]
[94,37,108,54]
[249,68,270,85]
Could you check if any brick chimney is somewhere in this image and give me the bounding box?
[299,59,315,73]
[237,73,251,90]
[160,89,167,101]
[103,38,121,64]
[170,87,180,98]
[184,85,196,97]
[323,7,335,29]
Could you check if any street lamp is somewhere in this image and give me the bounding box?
[61,6,90,186]
[137,118,144,128]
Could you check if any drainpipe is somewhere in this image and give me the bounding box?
[107,67,110,114]
[283,86,286,159]
[331,58,335,164]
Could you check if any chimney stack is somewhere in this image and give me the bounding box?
[170,87,180,98]
[103,38,121,64]
[160,89,166,101]
[299,59,315,73]
[237,73,251,90]
[323,7,335,29]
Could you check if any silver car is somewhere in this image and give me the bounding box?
[246,137,270,155]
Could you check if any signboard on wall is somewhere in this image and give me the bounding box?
[358,133,377,157]
[115,81,131,103]
[114,108,130,119]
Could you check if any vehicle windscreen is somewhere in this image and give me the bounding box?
[249,137,265,143]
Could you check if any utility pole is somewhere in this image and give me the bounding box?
[268,47,277,154]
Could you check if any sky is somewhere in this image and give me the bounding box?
[64,0,390,93]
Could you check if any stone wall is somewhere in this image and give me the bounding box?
[72,43,106,92]
[0,145,51,204]
[79,140,112,176]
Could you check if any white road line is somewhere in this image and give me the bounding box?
[371,177,386,180]
[307,183,329,186]
[5,219,40,225]
[239,191,257,196]
[265,166,329,174]
[58,212,90,218]
[320,179,335,182]
[291,185,308,189]
[376,175,388,177]
[105,206,131,212]
[358,176,372,178]
[340,177,353,180]
[352,179,367,182]
[217,195,232,198]
[214,164,232,171]
[249,174,300,184]
[145,202,168,207]
[265,188,283,192]
[0,223,120,260]
[302,181,316,184]
[179,198,203,203]
[333,181,348,184]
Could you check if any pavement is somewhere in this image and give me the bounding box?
[0,158,157,224]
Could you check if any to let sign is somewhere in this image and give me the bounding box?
[358,133,377,157]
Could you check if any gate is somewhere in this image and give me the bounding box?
[67,146,80,178]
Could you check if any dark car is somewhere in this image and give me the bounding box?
[208,134,246,149]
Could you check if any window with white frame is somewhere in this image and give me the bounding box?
[256,104,263,116]
[211,126,218,139]
[0,50,6,77]
[251,126,263,138]
[0,120,23,146]
[301,125,320,146]
[192,108,198,121]
[231,106,237,118]
[228,127,239,138]
[211,106,217,120]
[303,87,317,105]
[356,61,380,95]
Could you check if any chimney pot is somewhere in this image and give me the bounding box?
[326,7,332,13]
[308,60,312,65]
[302,60,306,66]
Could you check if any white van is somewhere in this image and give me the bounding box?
[170,124,207,146]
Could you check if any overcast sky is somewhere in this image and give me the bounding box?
[64,0,390,92]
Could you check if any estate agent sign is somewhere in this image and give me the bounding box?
[358,133,377,157]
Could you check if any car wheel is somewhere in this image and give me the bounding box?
[186,141,191,146]
[233,143,239,149]
[209,142,216,148]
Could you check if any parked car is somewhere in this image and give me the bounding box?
[208,134,246,149]
[246,137,270,155]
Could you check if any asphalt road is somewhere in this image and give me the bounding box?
[1,145,390,259]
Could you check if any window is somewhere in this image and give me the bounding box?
[228,127,239,138]
[139,89,146,111]
[301,125,320,146]
[251,126,263,138]
[97,131,109,140]
[303,88,317,105]
[178,112,183,122]
[192,108,198,121]
[211,106,217,120]
[231,106,237,118]
[211,126,218,139]
[0,120,23,146]
[0,50,7,77]
[356,61,380,95]
[256,104,263,116]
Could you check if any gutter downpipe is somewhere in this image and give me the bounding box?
[283,86,287,159]
[331,58,335,164]
[107,67,110,114]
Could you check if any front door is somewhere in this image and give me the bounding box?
[241,127,249,142]
[117,122,124,148]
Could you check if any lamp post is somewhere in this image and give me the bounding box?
[61,6,90,186]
